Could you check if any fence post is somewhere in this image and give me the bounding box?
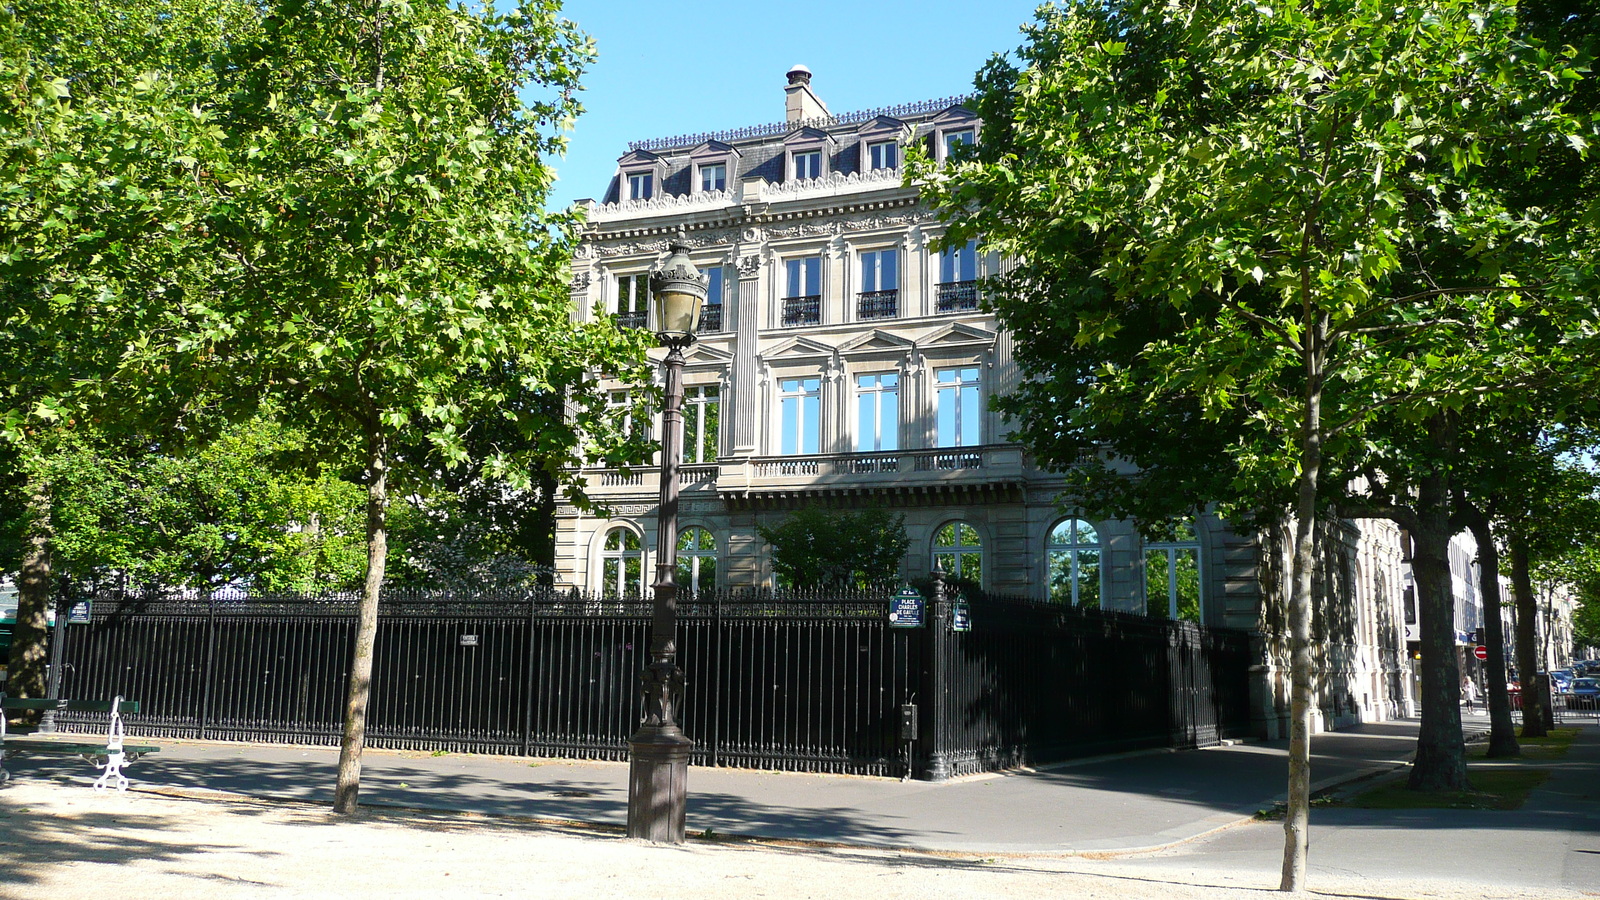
[199,596,216,740]
[922,570,953,782]
[710,590,722,768]
[522,589,538,757]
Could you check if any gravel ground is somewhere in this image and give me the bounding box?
[0,782,1584,900]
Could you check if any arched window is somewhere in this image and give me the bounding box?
[601,528,643,597]
[676,527,717,593]
[932,522,982,585]
[1047,518,1101,608]
[1144,520,1201,622]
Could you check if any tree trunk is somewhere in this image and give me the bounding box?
[1278,346,1322,893]
[1507,532,1548,738]
[1464,515,1517,757]
[334,428,389,815]
[5,477,54,724]
[1407,461,1470,791]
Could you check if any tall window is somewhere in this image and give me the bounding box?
[854,373,898,452]
[699,163,726,193]
[676,527,717,593]
[859,249,898,292]
[627,172,653,201]
[933,522,982,585]
[1145,520,1202,622]
[602,528,643,597]
[1047,519,1101,608]
[786,257,821,297]
[935,366,981,448]
[607,390,648,442]
[783,257,822,326]
[793,150,822,180]
[615,273,649,328]
[867,140,897,170]
[940,239,978,283]
[685,385,720,464]
[701,266,725,332]
[779,376,821,455]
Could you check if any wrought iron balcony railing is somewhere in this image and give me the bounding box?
[782,294,821,327]
[698,304,723,333]
[936,281,980,313]
[614,309,648,329]
[856,289,899,320]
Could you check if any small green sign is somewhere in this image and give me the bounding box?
[951,599,972,632]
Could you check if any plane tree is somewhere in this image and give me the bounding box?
[911,0,1595,890]
[185,0,651,814]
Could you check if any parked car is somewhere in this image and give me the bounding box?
[1551,670,1575,692]
[1569,678,1600,709]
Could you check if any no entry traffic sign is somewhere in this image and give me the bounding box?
[1473,645,1489,661]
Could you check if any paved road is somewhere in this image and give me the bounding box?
[5,717,1597,895]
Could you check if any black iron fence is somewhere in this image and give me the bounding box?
[50,585,1253,778]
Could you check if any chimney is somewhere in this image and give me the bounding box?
[785,64,830,124]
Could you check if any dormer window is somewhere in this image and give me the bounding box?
[867,141,898,171]
[782,126,834,183]
[687,140,739,197]
[929,105,980,164]
[854,116,909,176]
[793,150,822,180]
[943,129,975,158]
[613,149,668,203]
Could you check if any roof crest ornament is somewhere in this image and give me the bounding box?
[627,95,973,153]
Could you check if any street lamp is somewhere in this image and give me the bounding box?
[627,228,707,843]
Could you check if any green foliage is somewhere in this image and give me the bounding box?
[34,418,368,591]
[183,0,651,505]
[910,0,1597,523]
[757,507,910,590]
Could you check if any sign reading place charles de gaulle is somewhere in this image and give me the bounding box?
[889,586,924,628]
[67,600,92,624]
[951,598,972,633]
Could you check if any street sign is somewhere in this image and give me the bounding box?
[951,599,971,632]
[1473,645,1488,661]
[889,587,924,628]
[67,600,92,624]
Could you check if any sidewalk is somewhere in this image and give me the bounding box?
[4,719,1596,899]
[6,719,1446,854]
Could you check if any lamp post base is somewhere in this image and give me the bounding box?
[626,725,693,843]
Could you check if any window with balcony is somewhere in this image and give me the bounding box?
[602,528,644,597]
[676,527,717,593]
[615,273,649,329]
[627,172,653,201]
[935,366,981,448]
[783,257,822,326]
[867,140,898,170]
[938,239,979,313]
[699,163,726,193]
[857,249,898,320]
[1047,518,1101,608]
[792,150,822,180]
[854,373,898,452]
[697,265,725,333]
[685,385,720,464]
[933,522,982,585]
[779,376,821,455]
[1145,520,1202,622]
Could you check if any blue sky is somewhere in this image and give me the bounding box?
[547,0,1048,209]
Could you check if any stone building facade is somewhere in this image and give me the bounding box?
[555,67,1418,736]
